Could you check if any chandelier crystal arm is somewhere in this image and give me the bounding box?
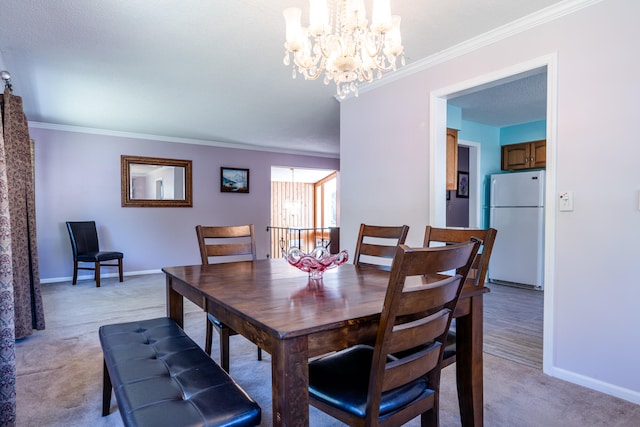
[359,31,386,61]
[293,48,326,81]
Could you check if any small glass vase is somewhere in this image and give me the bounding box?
[282,246,349,280]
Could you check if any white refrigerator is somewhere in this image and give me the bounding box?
[489,170,545,289]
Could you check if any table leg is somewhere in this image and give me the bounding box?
[166,275,184,327]
[271,336,309,426]
[455,294,484,427]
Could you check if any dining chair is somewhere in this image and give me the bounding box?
[423,226,498,368]
[195,224,262,372]
[308,240,481,426]
[66,221,123,288]
[353,223,409,270]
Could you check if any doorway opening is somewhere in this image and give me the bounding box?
[429,54,558,374]
[269,167,338,257]
[446,141,481,228]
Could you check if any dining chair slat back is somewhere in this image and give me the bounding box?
[423,226,497,288]
[308,240,480,426]
[196,224,257,264]
[353,223,409,270]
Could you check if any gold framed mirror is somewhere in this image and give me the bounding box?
[121,155,193,207]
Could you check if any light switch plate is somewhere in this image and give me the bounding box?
[559,191,573,212]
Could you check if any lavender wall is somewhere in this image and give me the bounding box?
[31,126,339,281]
[340,0,640,404]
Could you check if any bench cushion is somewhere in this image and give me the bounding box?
[99,317,261,427]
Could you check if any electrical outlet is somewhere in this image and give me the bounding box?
[559,191,573,212]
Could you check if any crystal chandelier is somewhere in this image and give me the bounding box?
[283,0,404,99]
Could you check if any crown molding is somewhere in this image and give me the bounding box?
[340,0,603,101]
[28,121,340,159]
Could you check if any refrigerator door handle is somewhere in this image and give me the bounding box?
[490,178,497,207]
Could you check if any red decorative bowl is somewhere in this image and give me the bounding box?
[283,246,349,280]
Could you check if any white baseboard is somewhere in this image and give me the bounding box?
[546,365,640,405]
[40,269,163,284]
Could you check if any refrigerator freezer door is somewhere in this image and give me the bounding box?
[489,206,544,288]
[490,170,545,207]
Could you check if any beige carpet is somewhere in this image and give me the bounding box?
[15,274,640,426]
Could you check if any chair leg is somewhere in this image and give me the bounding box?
[118,258,123,282]
[205,317,213,356]
[95,262,101,287]
[207,319,261,366]
[102,359,112,416]
[422,371,441,426]
[421,408,437,427]
[220,327,231,373]
[72,261,79,285]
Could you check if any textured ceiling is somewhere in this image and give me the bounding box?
[0,0,569,156]
[271,166,335,183]
[449,71,548,127]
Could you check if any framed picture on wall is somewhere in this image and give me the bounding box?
[221,167,250,193]
[457,171,469,198]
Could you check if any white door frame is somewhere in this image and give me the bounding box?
[428,53,559,374]
[459,139,481,228]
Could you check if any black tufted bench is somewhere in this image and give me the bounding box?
[99,317,261,427]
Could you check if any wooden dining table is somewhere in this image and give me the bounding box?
[163,259,487,427]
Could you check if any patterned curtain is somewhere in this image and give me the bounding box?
[0,86,45,424]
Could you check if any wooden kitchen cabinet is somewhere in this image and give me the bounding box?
[502,139,546,170]
[446,128,459,190]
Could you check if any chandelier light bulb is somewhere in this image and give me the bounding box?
[283,7,304,51]
[309,0,329,36]
[371,0,392,33]
[385,15,403,55]
[282,0,405,99]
